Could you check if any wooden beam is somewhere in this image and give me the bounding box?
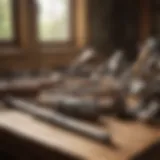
[76,0,88,48]
[18,0,30,49]
[139,0,151,42]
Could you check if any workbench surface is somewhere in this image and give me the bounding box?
[0,109,159,160]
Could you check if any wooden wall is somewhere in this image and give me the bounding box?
[88,0,141,60]
[88,0,113,53]
[151,0,160,37]
[0,49,78,71]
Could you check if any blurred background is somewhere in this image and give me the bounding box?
[0,0,157,69]
[0,0,159,160]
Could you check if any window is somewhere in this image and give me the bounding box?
[0,0,14,41]
[0,0,87,70]
[0,0,86,53]
[36,0,72,42]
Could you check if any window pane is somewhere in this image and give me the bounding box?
[0,0,14,40]
[37,0,71,42]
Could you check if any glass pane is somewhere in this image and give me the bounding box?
[37,0,70,42]
[0,0,14,40]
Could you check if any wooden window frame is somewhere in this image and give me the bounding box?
[0,0,88,70]
[27,0,88,52]
[0,0,87,52]
[24,0,78,51]
[34,0,77,47]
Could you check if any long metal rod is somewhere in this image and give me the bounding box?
[3,96,111,144]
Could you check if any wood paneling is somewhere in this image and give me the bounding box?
[0,49,79,71]
[88,0,113,53]
[139,0,151,42]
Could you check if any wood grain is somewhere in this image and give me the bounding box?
[0,109,159,160]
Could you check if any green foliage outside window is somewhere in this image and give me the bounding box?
[0,0,13,40]
[37,0,70,41]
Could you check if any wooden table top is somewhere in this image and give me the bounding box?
[0,108,159,160]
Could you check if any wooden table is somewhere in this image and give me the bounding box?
[0,108,159,160]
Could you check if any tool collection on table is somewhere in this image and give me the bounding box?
[0,38,160,145]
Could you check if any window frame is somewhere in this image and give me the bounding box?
[0,0,88,70]
[0,0,88,62]
[30,0,77,48]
